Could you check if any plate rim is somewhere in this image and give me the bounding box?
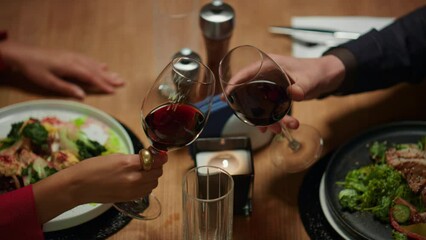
[319,174,352,240]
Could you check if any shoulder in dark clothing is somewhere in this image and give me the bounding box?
[324,6,426,96]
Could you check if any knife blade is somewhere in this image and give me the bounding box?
[269,26,361,40]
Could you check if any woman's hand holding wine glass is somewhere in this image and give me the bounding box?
[114,56,215,220]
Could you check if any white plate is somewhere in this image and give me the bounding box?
[0,100,134,232]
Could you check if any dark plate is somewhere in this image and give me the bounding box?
[324,121,426,240]
[298,151,342,240]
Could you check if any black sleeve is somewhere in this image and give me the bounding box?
[326,5,426,95]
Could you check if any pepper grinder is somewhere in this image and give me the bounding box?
[199,0,235,94]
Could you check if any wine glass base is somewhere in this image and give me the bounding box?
[114,194,161,220]
[270,124,323,173]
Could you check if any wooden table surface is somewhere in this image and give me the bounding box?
[1,1,426,239]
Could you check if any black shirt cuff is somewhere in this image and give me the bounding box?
[322,47,357,96]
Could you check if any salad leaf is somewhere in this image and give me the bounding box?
[58,127,107,160]
[58,128,79,156]
[22,121,48,147]
[76,133,107,159]
[339,189,360,209]
[417,136,426,150]
[44,167,58,177]
[7,121,24,139]
[22,164,57,186]
[369,141,388,163]
[73,117,86,128]
[0,122,24,150]
[392,230,408,240]
[103,129,127,155]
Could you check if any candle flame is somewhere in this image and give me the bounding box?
[222,159,229,168]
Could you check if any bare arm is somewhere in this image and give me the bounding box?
[32,152,167,224]
[0,40,125,99]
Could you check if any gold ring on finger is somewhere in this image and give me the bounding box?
[139,149,154,171]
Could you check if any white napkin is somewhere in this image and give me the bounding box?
[291,16,394,58]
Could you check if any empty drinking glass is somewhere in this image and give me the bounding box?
[182,166,234,240]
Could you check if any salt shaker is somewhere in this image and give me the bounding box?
[172,48,201,87]
[159,48,201,97]
[199,0,235,94]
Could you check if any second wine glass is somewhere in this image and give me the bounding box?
[219,45,323,173]
[114,56,216,219]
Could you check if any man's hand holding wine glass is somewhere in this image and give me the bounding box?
[219,45,323,173]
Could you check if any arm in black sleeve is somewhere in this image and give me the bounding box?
[325,5,426,95]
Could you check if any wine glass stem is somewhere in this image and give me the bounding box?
[280,123,301,151]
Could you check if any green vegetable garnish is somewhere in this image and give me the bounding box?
[73,117,86,128]
[369,141,388,163]
[392,230,408,240]
[338,163,422,222]
[76,135,107,159]
[102,129,127,155]
[417,136,426,150]
[7,121,24,139]
[0,121,24,150]
[22,121,48,147]
[58,127,107,160]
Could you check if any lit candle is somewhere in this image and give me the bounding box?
[195,150,252,175]
[191,137,254,216]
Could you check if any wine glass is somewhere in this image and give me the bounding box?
[114,56,216,219]
[219,45,323,173]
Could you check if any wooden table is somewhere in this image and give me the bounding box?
[1,1,425,239]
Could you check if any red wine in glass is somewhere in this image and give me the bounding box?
[143,103,206,151]
[114,56,215,220]
[227,80,291,126]
[219,45,323,173]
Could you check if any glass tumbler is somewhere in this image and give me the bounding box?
[151,0,200,76]
[182,166,234,240]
